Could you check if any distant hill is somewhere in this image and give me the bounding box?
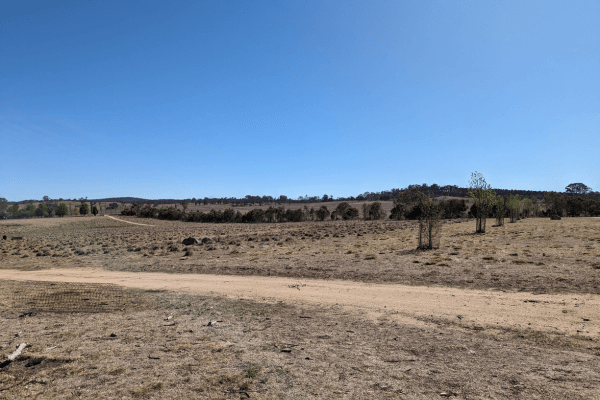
[14,185,597,205]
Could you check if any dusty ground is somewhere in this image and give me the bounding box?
[1,278,599,399]
[1,216,600,398]
[1,216,599,294]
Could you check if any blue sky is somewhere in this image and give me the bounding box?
[1,0,598,201]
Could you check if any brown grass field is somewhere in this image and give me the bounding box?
[1,216,600,398]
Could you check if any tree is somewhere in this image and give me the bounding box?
[506,194,521,223]
[42,195,50,202]
[0,197,8,218]
[565,183,592,195]
[543,191,567,217]
[521,197,534,218]
[566,196,584,217]
[8,204,20,217]
[79,202,89,216]
[417,192,441,250]
[56,203,68,217]
[491,194,507,226]
[35,203,49,217]
[180,201,188,213]
[92,205,99,216]
[467,172,496,233]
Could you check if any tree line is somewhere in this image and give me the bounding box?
[2,181,597,221]
[0,197,99,219]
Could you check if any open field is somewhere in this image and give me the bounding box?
[1,216,600,398]
[1,216,599,294]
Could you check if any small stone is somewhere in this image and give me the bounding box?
[109,332,117,337]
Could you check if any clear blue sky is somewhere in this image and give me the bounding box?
[2,0,598,201]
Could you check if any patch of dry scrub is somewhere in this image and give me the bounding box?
[2,216,600,294]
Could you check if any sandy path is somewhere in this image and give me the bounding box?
[105,215,155,226]
[1,268,598,337]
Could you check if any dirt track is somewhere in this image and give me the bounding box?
[105,215,155,226]
[1,268,598,338]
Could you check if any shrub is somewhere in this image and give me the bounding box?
[316,206,330,221]
[334,202,351,220]
[363,202,386,220]
[343,206,359,220]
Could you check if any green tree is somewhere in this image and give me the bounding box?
[521,197,534,218]
[35,203,49,217]
[24,204,36,218]
[92,205,99,216]
[506,194,521,223]
[0,197,8,218]
[79,202,89,216]
[8,203,20,217]
[416,192,441,250]
[565,183,592,195]
[56,203,68,217]
[492,194,507,226]
[543,191,566,217]
[467,172,496,233]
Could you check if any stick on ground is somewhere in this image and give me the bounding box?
[0,343,27,369]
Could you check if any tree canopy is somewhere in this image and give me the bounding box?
[565,183,592,195]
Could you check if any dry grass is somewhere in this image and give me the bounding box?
[1,216,600,397]
[1,280,599,399]
[2,216,599,294]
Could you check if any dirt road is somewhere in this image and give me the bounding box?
[2,268,598,338]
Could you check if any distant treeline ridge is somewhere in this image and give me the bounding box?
[13,183,598,206]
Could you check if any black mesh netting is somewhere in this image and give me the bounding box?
[1,280,147,313]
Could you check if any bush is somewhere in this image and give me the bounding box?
[389,199,405,220]
[363,202,386,220]
[343,206,359,220]
[439,199,467,219]
[334,202,351,220]
[315,206,330,221]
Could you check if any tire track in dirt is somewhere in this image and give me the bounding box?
[105,215,155,226]
[1,268,598,338]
